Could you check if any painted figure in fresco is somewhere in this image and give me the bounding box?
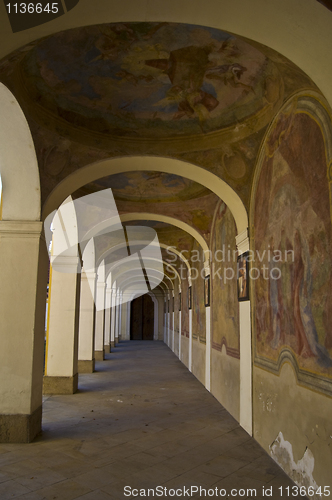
[295,230,332,367]
[145,45,219,124]
[205,63,254,93]
[267,236,283,350]
[254,107,332,374]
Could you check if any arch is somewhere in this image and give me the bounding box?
[43,157,248,235]
[121,213,209,254]
[98,241,191,272]
[0,83,40,221]
[81,211,209,257]
[107,259,180,285]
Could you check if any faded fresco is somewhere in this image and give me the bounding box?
[191,240,206,342]
[174,286,179,338]
[211,201,239,356]
[20,23,279,138]
[253,99,332,384]
[181,276,189,338]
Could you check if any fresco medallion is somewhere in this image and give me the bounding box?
[20,22,281,138]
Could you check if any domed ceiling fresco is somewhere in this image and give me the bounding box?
[86,171,210,202]
[0,21,318,211]
[19,22,281,138]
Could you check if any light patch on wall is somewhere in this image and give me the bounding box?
[270,432,318,493]
[0,174,2,220]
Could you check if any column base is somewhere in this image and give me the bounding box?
[110,341,115,348]
[104,344,111,354]
[78,359,95,374]
[115,337,119,344]
[95,350,105,361]
[43,373,78,395]
[0,406,42,443]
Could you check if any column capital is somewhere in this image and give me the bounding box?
[81,271,97,281]
[51,255,81,273]
[204,262,210,277]
[0,220,43,238]
[236,228,249,255]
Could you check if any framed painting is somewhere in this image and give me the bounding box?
[237,252,249,301]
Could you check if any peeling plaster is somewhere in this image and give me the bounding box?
[270,432,318,492]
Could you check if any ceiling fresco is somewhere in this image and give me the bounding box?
[18,23,281,138]
[80,171,210,202]
[0,21,319,216]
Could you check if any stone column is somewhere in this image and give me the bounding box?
[104,286,112,353]
[110,289,116,348]
[0,221,48,443]
[78,270,96,374]
[115,291,120,344]
[94,280,106,361]
[44,255,81,394]
[118,292,123,341]
[236,228,252,436]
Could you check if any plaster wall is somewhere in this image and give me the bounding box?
[181,335,189,369]
[211,347,240,422]
[253,363,332,491]
[191,338,206,386]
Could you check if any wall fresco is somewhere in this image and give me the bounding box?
[253,98,332,387]
[211,201,239,356]
[191,240,206,342]
[181,275,189,338]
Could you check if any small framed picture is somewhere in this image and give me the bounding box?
[237,252,249,301]
[179,292,181,312]
[204,275,210,307]
[188,286,192,310]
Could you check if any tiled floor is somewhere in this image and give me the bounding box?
[0,341,300,499]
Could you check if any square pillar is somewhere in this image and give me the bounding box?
[104,287,112,353]
[0,221,48,442]
[94,281,106,360]
[43,256,81,394]
[78,271,96,374]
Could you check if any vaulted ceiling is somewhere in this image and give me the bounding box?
[0,21,321,262]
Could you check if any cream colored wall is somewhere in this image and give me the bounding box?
[253,363,332,491]
[180,335,189,369]
[211,347,240,422]
[191,338,206,386]
[0,84,40,221]
[0,221,47,414]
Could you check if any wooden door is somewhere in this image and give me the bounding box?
[130,295,154,340]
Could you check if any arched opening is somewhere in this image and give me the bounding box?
[130,294,155,340]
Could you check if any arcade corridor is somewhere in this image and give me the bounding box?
[0,342,298,499]
[1,0,332,493]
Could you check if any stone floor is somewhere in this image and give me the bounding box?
[0,341,301,500]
